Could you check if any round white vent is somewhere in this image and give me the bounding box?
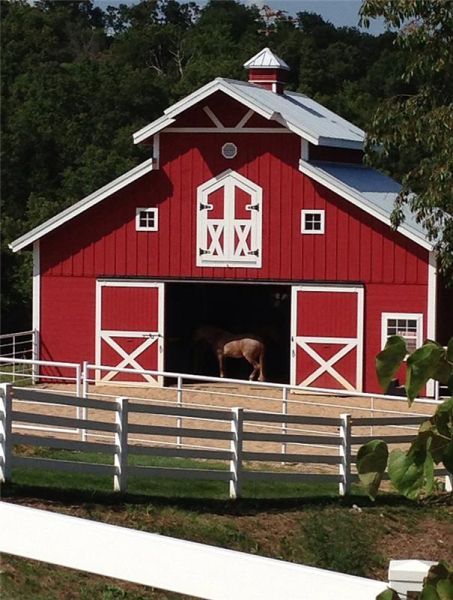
[222,143,237,159]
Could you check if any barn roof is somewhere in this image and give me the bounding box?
[132,78,365,149]
[10,157,155,253]
[243,48,290,70]
[299,160,431,250]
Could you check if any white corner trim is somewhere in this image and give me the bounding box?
[32,241,40,363]
[10,158,155,253]
[299,160,433,251]
[301,139,309,161]
[203,106,224,128]
[426,251,437,396]
[153,134,160,169]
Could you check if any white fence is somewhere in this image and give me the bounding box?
[0,501,389,600]
[1,383,448,498]
[0,330,36,382]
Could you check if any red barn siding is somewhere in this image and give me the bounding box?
[41,132,429,286]
[40,275,94,367]
[38,125,431,393]
[364,283,428,391]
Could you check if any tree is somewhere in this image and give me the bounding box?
[357,337,453,500]
[360,0,453,274]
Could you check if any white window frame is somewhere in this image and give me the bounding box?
[136,207,159,232]
[301,209,325,234]
[381,313,424,353]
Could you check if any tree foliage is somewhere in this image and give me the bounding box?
[360,0,453,274]
[0,0,417,330]
[357,338,453,500]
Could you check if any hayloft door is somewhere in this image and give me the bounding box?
[96,280,164,384]
[290,286,364,391]
[197,170,262,268]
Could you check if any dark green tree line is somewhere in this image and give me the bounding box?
[1,0,405,331]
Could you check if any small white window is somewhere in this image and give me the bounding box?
[301,210,325,234]
[381,313,423,353]
[222,143,238,159]
[136,208,158,231]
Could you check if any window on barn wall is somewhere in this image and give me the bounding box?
[381,313,423,353]
[301,210,325,234]
[136,208,159,231]
[196,170,262,267]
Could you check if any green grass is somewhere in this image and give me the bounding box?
[11,446,343,499]
[4,445,452,599]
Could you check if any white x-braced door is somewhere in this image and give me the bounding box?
[96,281,164,384]
[290,286,364,391]
[196,169,262,268]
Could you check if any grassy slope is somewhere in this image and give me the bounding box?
[1,450,452,599]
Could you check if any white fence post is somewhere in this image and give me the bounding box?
[281,387,288,458]
[176,376,183,448]
[114,397,129,493]
[0,383,13,483]
[80,361,89,442]
[339,413,351,496]
[230,407,243,499]
[445,474,453,493]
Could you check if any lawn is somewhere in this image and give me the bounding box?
[1,447,452,599]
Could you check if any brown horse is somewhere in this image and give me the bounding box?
[194,326,265,382]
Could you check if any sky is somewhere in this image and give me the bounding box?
[94,0,388,36]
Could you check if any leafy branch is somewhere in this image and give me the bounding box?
[357,337,453,500]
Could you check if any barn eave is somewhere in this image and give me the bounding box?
[10,157,155,253]
[299,160,433,251]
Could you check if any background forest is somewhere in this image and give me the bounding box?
[0,0,421,332]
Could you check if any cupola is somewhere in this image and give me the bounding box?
[243,48,290,94]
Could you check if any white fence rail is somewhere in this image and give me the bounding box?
[0,502,389,600]
[1,383,448,498]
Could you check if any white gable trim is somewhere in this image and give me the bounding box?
[299,160,432,251]
[10,157,155,253]
[134,79,278,145]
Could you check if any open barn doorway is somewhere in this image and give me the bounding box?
[165,282,291,383]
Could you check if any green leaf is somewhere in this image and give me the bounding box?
[356,440,389,499]
[446,338,453,364]
[376,336,407,393]
[437,578,453,600]
[420,585,440,600]
[387,444,435,499]
[406,342,445,404]
[376,588,400,600]
[442,441,453,474]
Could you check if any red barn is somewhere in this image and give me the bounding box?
[11,48,448,395]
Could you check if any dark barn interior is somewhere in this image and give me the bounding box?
[165,282,291,382]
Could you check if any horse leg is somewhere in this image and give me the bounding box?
[258,349,265,382]
[247,359,260,381]
[217,350,225,378]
